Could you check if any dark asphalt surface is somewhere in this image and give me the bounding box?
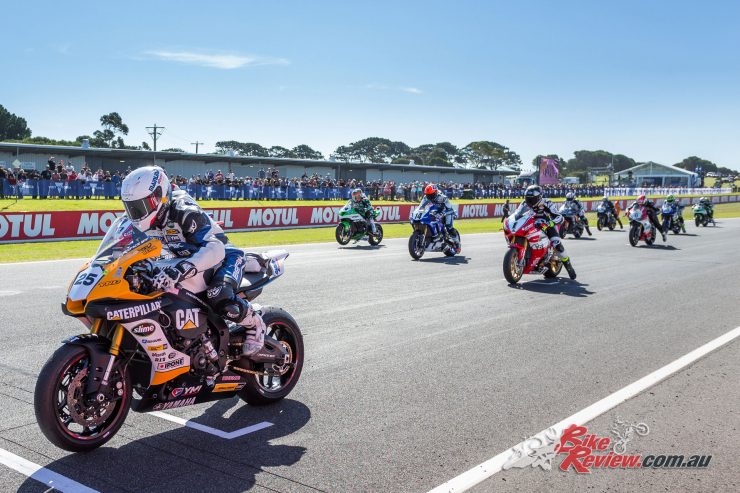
[0,219,738,492]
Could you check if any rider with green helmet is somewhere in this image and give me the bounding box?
[348,188,377,233]
[664,194,686,233]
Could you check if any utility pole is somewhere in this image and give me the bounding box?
[191,141,204,154]
[146,124,165,152]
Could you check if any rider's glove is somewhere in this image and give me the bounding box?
[152,261,196,291]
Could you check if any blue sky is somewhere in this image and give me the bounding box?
[3,0,739,169]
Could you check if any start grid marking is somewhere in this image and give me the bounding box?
[148,411,274,439]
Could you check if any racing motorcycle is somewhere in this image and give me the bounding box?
[34,216,304,452]
[335,205,383,246]
[661,202,685,234]
[627,203,657,246]
[596,204,617,231]
[502,204,568,284]
[692,203,714,227]
[558,202,585,238]
[408,203,460,259]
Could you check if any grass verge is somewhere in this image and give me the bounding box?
[2,203,739,264]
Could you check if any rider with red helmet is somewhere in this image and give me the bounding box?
[522,185,576,279]
[629,194,666,242]
[419,184,460,251]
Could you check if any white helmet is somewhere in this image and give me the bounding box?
[121,166,170,232]
[565,192,575,201]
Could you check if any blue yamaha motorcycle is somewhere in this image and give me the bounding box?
[408,204,461,259]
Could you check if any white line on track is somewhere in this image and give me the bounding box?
[149,411,273,439]
[428,324,740,493]
[0,447,99,492]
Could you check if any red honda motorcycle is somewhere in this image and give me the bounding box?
[502,205,564,284]
[627,203,656,246]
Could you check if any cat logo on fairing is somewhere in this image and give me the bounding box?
[175,308,200,330]
[132,323,156,336]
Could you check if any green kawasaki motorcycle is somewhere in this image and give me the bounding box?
[335,205,384,245]
[692,203,715,227]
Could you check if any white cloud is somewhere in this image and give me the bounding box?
[144,50,289,69]
[365,84,423,94]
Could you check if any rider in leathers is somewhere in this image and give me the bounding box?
[564,192,592,236]
[347,188,377,234]
[420,184,460,251]
[601,195,623,229]
[627,194,667,242]
[121,166,265,356]
[523,185,576,279]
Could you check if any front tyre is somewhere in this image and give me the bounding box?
[408,231,426,259]
[368,224,383,245]
[503,248,524,284]
[34,345,131,452]
[335,223,351,245]
[629,223,641,246]
[239,307,304,406]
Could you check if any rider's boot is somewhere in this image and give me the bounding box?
[240,305,266,357]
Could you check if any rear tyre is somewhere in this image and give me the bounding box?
[408,231,426,260]
[335,224,351,245]
[238,307,304,406]
[608,220,615,231]
[645,228,656,245]
[34,345,131,452]
[629,224,640,246]
[543,259,562,278]
[368,224,383,245]
[503,248,524,284]
[443,228,461,257]
[573,228,582,239]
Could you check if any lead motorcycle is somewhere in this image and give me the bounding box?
[408,203,461,259]
[34,216,304,452]
[502,204,570,284]
[628,203,657,246]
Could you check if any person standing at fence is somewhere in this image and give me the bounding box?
[501,199,511,221]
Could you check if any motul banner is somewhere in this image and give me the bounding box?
[1,195,738,244]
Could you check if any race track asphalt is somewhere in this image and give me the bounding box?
[0,219,738,492]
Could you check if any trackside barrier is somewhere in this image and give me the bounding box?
[1,195,739,244]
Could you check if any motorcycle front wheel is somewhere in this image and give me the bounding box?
[503,248,524,284]
[34,345,131,452]
[597,217,603,231]
[695,215,702,227]
[239,307,304,406]
[335,223,351,245]
[408,231,426,259]
[629,224,641,246]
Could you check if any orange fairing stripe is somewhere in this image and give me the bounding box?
[150,367,189,386]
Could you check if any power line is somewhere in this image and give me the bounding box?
[145,124,165,152]
[191,141,204,154]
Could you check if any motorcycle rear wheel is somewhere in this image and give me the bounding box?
[503,248,524,284]
[443,228,461,257]
[239,307,304,406]
[543,259,562,278]
[368,224,383,245]
[34,345,131,452]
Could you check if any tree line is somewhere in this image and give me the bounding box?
[1,104,734,175]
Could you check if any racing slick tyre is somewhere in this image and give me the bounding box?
[503,248,524,284]
[543,260,563,279]
[573,228,582,239]
[368,224,384,245]
[597,218,603,231]
[443,228,461,257]
[238,307,304,406]
[34,344,132,452]
[629,224,640,246]
[335,224,351,245]
[645,228,656,246]
[695,216,701,227]
[608,221,615,231]
[408,231,426,260]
